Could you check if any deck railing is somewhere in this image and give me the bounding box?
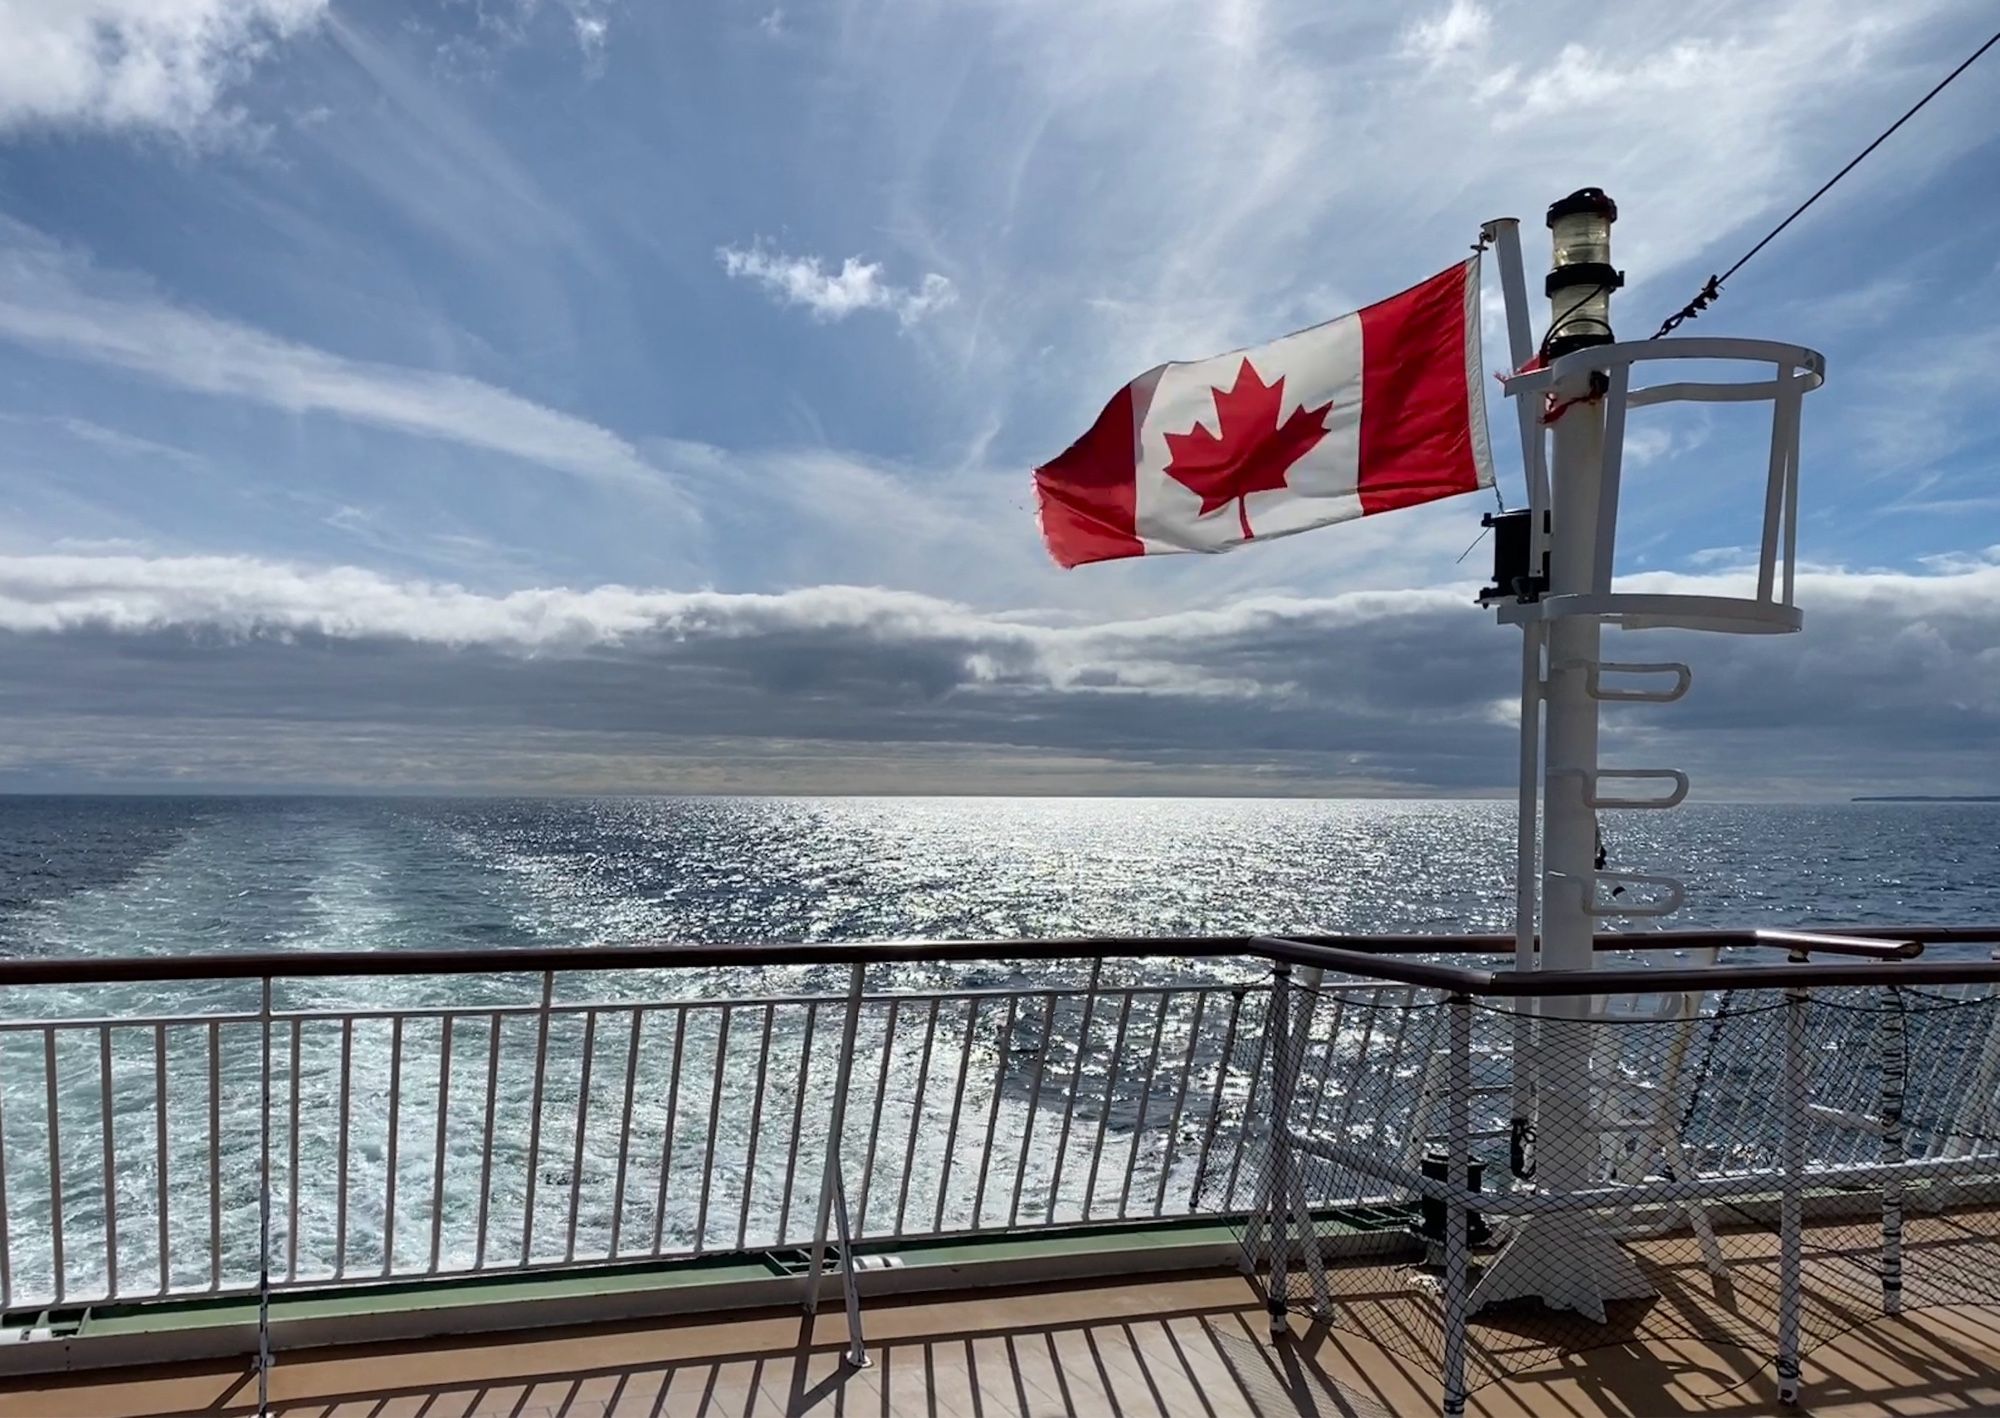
[2,926,1998,1413]
[1242,929,2000,1416]
[0,970,1300,1309]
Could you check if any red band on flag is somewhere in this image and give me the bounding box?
[1357,261,1484,516]
[1033,384,1143,569]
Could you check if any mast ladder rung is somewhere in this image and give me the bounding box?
[1559,658,1693,704]
[1549,766,1689,810]
[1583,869,1686,919]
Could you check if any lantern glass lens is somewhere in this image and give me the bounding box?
[1549,212,1611,270]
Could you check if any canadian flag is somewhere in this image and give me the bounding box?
[1034,259,1493,568]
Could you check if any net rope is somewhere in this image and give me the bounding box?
[1215,978,2000,1393]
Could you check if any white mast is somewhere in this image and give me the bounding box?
[1535,189,1617,1204]
[1473,190,1826,1319]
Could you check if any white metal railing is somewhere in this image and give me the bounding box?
[0,968,1448,1312]
[3,927,1995,1411]
[1494,335,1825,637]
[1251,970,2000,1418]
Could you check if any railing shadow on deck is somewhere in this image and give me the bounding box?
[6,1273,2000,1418]
[0,1275,1400,1418]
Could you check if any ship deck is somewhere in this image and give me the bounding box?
[5,1263,1998,1418]
[5,929,2000,1417]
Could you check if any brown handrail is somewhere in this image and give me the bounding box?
[0,924,1981,991]
[1502,956,2000,997]
[1802,924,2000,946]
[1258,938,1495,993]
[0,936,1236,987]
[1262,935,2000,997]
[1753,929,1924,961]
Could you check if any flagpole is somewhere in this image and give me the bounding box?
[1482,217,1545,1142]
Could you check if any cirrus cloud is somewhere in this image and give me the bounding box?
[0,218,683,502]
[0,0,327,139]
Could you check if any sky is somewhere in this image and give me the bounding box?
[0,0,1997,797]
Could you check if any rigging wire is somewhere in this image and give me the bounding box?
[1649,26,2000,340]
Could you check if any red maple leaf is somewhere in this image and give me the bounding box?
[1162,358,1332,539]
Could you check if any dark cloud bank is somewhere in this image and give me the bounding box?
[0,555,1995,796]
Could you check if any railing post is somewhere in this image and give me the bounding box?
[1192,986,1247,1207]
[1248,962,1333,1329]
[520,971,555,1266]
[1046,960,1103,1222]
[806,963,868,1369]
[1248,956,1328,1336]
[1288,969,1332,1322]
[828,1146,867,1370]
[258,975,274,1418]
[1878,986,1907,1315]
[1441,992,1472,1418]
[1258,963,1295,1335]
[1776,985,1808,1406]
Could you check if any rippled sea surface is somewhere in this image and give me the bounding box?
[2,795,1994,964]
[2,793,1995,1030]
[0,796,1993,1303]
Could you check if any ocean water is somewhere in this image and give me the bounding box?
[0,796,1992,1306]
[3,794,1993,963]
[0,794,1994,1026]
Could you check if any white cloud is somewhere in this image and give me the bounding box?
[1,550,1997,794]
[1623,426,1675,466]
[1785,273,1917,332]
[0,550,1502,708]
[318,17,607,278]
[841,0,1974,433]
[1623,411,1711,468]
[47,536,152,555]
[0,552,945,646]
[0,412,212,472]
[1403,0,1491,65]
[1682,545,1757,569]
[717,243,958,326]
[1846,322,2000,475]
[560,0,612,73]
[1,546,1993,676]
[0,221,678,499]
[423,0,617,79]
[0,0,327,139]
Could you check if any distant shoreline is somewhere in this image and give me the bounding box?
[1852,795,2000,803]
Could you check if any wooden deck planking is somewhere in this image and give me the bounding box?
[12,1203,2000,1418]
[3,1267,1999,1417]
